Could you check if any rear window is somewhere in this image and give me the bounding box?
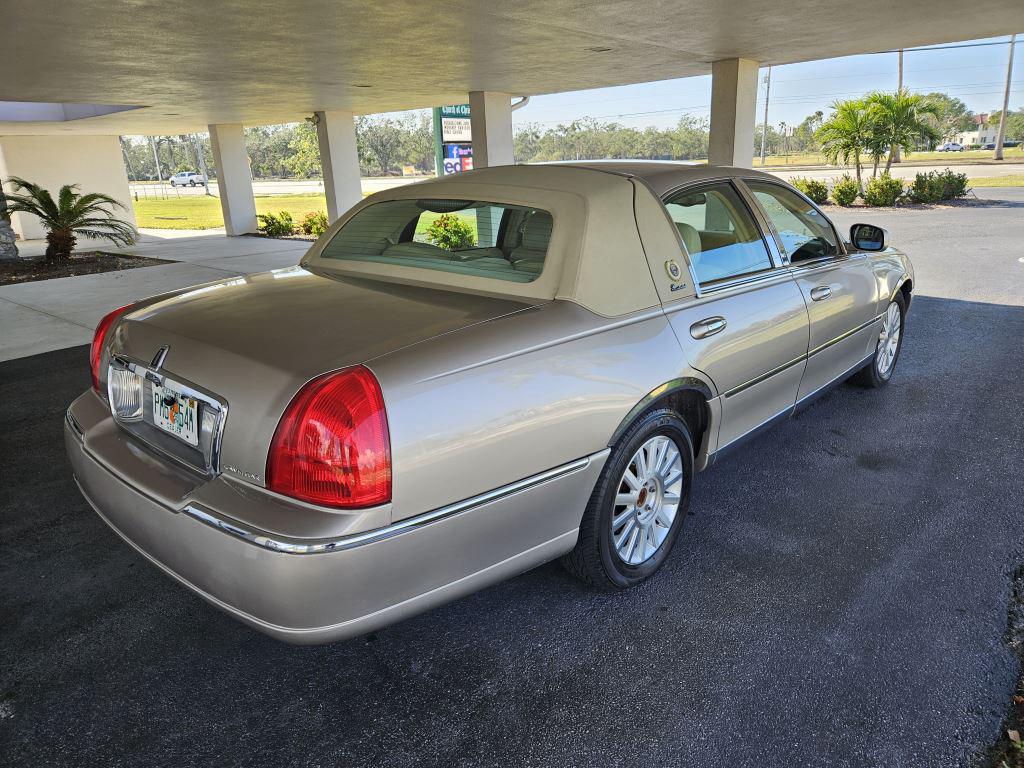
[320,199,552,283]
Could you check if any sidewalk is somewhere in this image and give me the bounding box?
[0,229,308,361]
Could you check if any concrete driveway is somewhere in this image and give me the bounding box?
[2,191,1023,767]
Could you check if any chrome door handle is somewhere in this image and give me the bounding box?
[689,316,727,339]
[810,285,832,301]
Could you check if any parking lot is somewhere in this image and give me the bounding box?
[2,192,1023,767]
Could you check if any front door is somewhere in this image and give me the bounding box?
[662,180,810,451]
[743,179,880,402]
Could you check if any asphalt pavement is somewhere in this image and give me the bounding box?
[2,190,1023,767]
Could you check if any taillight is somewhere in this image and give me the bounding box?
[267,366,391,509]
[90,304,133,392]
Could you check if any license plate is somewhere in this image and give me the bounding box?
[152,383,199,447]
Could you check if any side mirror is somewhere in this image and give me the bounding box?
[850,223,887,252]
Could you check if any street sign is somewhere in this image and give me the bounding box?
[434,104,473,176]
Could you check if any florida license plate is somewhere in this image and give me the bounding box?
[152,383,199,446]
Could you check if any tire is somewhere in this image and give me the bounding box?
[852,292,906,388]
[169,182,176,188]
[562,408,694,590]
[189,180,196,187]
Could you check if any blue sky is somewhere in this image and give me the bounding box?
[508,35,1023,131]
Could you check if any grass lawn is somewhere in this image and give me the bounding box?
[966,174,1024,187]
[134,194,330,230]
[135,193,486,240]
[755,146,1023,167]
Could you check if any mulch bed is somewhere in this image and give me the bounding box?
[0,252,175,286]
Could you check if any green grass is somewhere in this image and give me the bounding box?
[136,194,330,230]
[133,193,332,230]
[966,174,1024,187]
[754,146,1024,167]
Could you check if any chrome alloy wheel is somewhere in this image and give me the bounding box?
[876,301,902,377]
[611,435,684,565]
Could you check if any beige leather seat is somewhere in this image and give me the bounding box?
[675,222,702,266]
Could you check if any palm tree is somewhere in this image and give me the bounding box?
[2,177,137,261]
[866,90,942,174]
[815,98,871,191]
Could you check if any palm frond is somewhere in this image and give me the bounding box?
[2,176,136,249]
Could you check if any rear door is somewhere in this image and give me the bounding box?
[742,179,881,403]
[661,180,810,451]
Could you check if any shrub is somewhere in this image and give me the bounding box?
[935,168,970,200]
[300,210,329,237]
[257,211,295,237]
[907,172,942,203]
[425,214,475,250]
[906,169,970,204]
[831,175,859,206]
[791,177,828,204]
[862,174,904,207]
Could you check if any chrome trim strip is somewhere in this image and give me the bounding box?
[721,311,882,399]
[108,353,228,474]
[65,409,84,440]
[181,456,592,555]
[808,312,883,358]
[711,403,795,463]
[711,350,876,463]
[723,354,806,399]
[795,352,874,410]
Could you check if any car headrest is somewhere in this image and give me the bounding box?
[675,222,701,258]
[519,211,553,251]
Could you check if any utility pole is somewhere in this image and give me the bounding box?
[759,66,772,166]
[149,136,163,184]
[191,134,213,196]
[893,50,904,163]
[994,33,1017,161]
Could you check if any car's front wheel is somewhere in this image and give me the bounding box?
[853,293,906,388]
[562,408,693,590]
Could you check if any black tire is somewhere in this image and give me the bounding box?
[562,408,694,590]
[189,180,196,187]
[852,292,907,388]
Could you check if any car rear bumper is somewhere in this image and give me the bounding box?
[65,396,604,644]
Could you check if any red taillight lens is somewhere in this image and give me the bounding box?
[267,366,391,509]
[90,304,133,392]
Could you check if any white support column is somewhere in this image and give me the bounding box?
[315,110,362,222]
[708,58,760,168]
[208,123,257,236]
[469,91,514,169]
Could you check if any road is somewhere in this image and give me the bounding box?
[2,191,1024,767]
[130,162,1024,198]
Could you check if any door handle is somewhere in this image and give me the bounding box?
[810,285,832,301]
[689,316,727,339]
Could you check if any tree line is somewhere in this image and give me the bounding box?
[119,91,1022,182]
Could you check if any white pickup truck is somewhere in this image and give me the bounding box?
[169,171,206,187]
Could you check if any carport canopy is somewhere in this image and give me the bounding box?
[0,0,1018,236]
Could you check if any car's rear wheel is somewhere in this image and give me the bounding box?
[562,408,693,590]
[853,292,906,388]
[189,180,196,186]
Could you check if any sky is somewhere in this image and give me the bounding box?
[506,34,1023,132]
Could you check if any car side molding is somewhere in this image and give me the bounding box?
[180,455,596,555]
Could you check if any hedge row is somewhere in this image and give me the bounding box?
[791,168,969,207]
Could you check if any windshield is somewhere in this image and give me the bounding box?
[320,199,552,283]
